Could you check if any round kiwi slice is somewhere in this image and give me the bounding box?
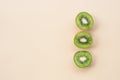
[74,51,92,68]
[75,12,94,30]
[74,31,93,48]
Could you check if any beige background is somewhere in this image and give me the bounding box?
[0,0,120,80]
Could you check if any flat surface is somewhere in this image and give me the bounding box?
[0,0,120,80]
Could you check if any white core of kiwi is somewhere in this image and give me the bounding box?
[79,37,87,43]
[81,17,88,25]
[79,56,87,62]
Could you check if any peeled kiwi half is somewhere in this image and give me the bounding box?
[74,51,92,68]
[75,12,94,30]
[74,31,93,48]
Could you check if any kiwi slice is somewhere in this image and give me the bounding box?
[74,31,93,48]
[75,12,94,30]
[74,51,92,68]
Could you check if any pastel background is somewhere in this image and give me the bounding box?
[0,0,120,80]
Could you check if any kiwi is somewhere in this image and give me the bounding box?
[75,12,94,30]
[74,31,93,48]
[74,51,92,68]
